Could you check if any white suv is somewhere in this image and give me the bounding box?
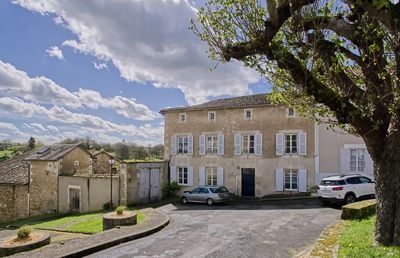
[317,174,375,205]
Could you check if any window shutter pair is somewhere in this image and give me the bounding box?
[199,166,224,185]
[199,134,224,155]
[275,132,307,156]
[275,168,307,192]
[171,135,193,155]
[234,133,262,155]
[170,166,193,186]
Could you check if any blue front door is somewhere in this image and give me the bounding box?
[241,168,255,197]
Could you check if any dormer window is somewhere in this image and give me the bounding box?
[208,111,216,122]
[244,109,252,120]
[287,108,296,118]
[179,113,187,123]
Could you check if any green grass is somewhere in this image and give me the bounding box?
[0,150,14,159]
[338,216,400,257]
[2,208,145,234]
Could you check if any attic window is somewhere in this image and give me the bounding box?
[74,160,79,166]
[244,109,252,120]
[179,113,187,123]
[287,108,296,118]
[208,111,216,122]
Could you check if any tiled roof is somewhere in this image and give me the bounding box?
[0,151,35,185]
[160,93,271,114]
[26,144,83,161]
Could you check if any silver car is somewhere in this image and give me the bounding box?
[181,185,232,206]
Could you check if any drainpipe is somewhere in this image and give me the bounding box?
[27,162,31,218]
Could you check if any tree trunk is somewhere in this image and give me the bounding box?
[374,136,400,246]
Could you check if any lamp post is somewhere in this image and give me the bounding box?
[109,157,115,210]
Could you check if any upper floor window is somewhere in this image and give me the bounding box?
[206,135,218,154]
[285,134,298,154]
[177,136,189,154]
[179,113,187,123]
[350,148,365,172]
[74,160,79,166]
[287,108,296,118]
[242,134,255,154]
[244,109,252,120]
[208,111,216,122]
[177,166,188,185]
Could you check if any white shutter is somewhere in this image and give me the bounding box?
[217,167,224,185]
[188,135,193,155]
[234,134,241,156]
[298,132,307,156]
[199,135,206,155]
[255,133,262,155]
[340,147,350,174]
[188,166,193,186]
[299,169,307,192]
[199,167,206,185]
[171,136,177,155]
[218,134,224,156]
[365,150,374,175]
[276,133,284,156]
[170,166,177,183]
[275,169,284,191]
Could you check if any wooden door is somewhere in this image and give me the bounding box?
[69,188,80,213]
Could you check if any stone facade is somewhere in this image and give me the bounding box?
[163,103,315,197]
[0,185,28,223]
[92,151,120,175]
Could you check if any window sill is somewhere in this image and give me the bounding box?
[284,189,298,192]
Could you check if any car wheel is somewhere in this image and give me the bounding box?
[345,193,356,204]
[181,197,188,205]
[207,198,214,206]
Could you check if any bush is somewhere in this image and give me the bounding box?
[17,225,32,239]
[162,181,181,198]
[341,199,376,220]
[103,202,111,211]
[115,206,126,215]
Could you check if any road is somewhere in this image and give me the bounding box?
[89,199,340,258]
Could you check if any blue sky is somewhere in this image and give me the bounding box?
[0,0,266,145]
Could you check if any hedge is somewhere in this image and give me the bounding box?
[341,199,376,220]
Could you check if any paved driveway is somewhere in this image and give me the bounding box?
[90,199,340,258]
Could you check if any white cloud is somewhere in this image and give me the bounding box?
[0,122,19,131]
[13,0,260,104]
[93,62,108,70]
[30,123,46,131]
[46,46,64,60]
[0,60,159,121]
[0,97,163,141]
[47,125,59,132]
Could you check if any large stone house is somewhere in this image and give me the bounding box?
[161,94,374,197]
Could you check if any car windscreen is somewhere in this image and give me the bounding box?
[209,186,229,193]
[320,180,346,186]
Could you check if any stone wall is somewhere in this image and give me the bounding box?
[60,147,92,176]
[29,161,58,216]
[0,185,28,223]
[92,152,120,175]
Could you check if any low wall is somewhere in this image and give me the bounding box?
[0,184,28,223]
[58,176,120,213]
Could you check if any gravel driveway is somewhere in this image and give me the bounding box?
[89,199,340,258]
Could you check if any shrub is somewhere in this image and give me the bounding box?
[17,225,32,239]
[162,181,181,198]
[341,199,376,220]
[115,206,126,215]
[103,202,111,211]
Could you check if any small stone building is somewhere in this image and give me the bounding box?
[91,150,120,175]
[0,151,33,222]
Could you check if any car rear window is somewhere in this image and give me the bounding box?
[209,187,229,193]
[320,180,346,186]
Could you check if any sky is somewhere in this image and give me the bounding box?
[0,0,267,146]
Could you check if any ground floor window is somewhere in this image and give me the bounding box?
[284,169,298,190]
[350,148,366,172]
[206,167,217,186]
[177,167,188,185]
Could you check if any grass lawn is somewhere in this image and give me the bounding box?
[2,208,144,234]
[338,216,400,257]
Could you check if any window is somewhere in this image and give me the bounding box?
[74,161,79,166]
[179,113,187,123]
[285,134,298,154]
[177,167,188,185]
[47,162,52,169]
[242,134,255,154]
[206,167,218,186]
[177,136,189,154]
[208,111,216,122]
[284,169,298,190]
[350,149,365,172]
[199,187,209,194]
[206,135,218,154]
[244,109,252,120]
[346,177,362,184]
[287,108,295,118]
[360,177,372,184]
